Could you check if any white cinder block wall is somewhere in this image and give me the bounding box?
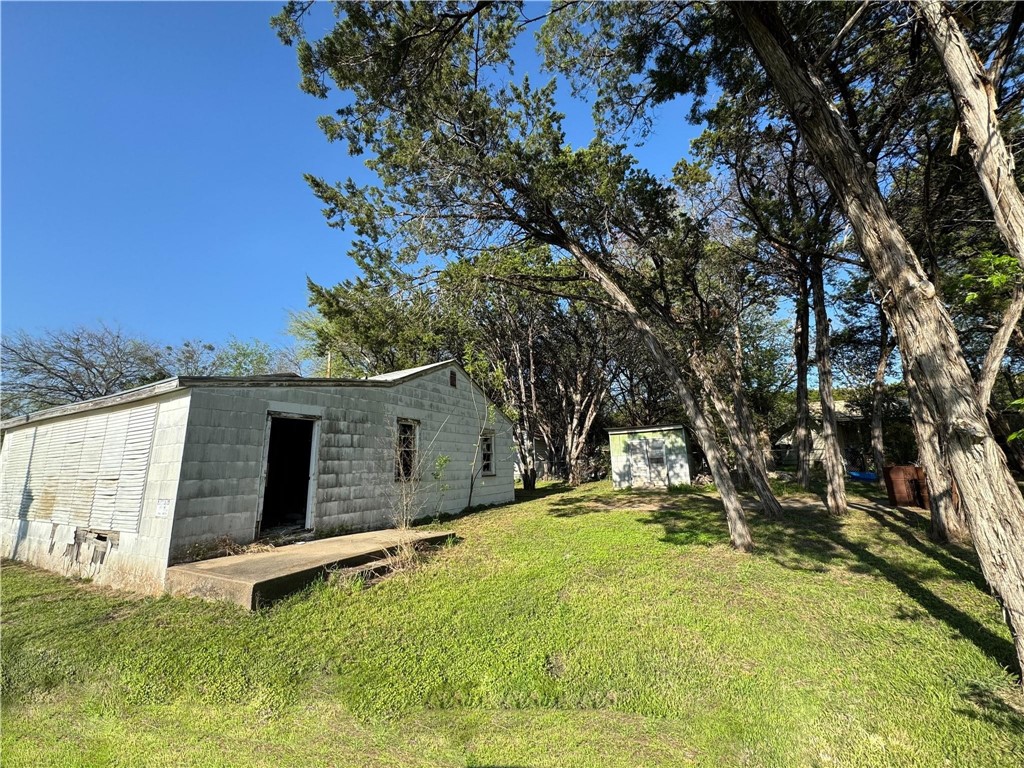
[168,364,514,561]
[2,362,515,587]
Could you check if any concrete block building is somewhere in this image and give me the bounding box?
[607,425,693,490]
[0,361,514,593]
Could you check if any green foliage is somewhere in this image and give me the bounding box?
[212,337,277,376]
[959,251,1023,306]
[302,276,454,377]
[1010,398,1024,442]
[3,482,1023,765]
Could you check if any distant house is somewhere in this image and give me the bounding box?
[775,401,872,469]
[608,425,692,490]
[512,434,562,482]
[0,360,514,593]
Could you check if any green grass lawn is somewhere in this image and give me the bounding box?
[3,480,1023,767]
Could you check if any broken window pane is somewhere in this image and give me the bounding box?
[396,420,417,480]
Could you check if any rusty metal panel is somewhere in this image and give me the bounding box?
[883,465,929,509]
[28,422,60,521]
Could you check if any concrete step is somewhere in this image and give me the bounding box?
[165,528,454,609]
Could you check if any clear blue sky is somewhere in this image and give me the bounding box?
[2,2,699,349]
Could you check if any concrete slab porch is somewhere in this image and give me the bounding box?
[165,528,454,609]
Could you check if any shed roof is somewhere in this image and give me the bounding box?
[606,424,686,435]
[366,360,453,381]
[1,359,476,431]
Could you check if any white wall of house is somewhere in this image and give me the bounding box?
[0,391,191,593]
[168,363,515,560]
[1,362,516,589]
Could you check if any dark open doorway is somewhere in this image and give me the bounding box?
[259,416,316,535]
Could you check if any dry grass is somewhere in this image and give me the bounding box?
[181,535,275,563]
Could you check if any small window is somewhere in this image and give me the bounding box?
[395,420,417,481]
[648,439,666,466]
[481,432,494,476]
[449,370,457,388]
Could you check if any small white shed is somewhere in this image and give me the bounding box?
[0,361,514,593]
[608,425,692,490]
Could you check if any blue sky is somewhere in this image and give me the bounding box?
[2,2,699,350]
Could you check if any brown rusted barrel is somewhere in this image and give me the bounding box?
[883,465,929,508]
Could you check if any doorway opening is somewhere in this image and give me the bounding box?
[259,416,316,535]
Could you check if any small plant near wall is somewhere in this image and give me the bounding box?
[432,454,451,518]
[378,416,454,566]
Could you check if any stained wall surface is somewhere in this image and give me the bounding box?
[0,391,191,592]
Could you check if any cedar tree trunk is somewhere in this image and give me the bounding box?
[733,0,1024,673]
[565,242,754,551]
[794,270,813,488]
[810,254,848,514]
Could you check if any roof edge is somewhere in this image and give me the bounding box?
[1,359,517,431]
[606,424,686,435]
[1,377,185,430]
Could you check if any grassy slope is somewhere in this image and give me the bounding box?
[2,481,1023,767]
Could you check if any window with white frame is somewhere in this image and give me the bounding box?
[480,432,495,475]
[395,419,418,481]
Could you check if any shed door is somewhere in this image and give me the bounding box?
[258,415,318,535]
[626,438,668,488]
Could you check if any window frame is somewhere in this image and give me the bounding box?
[395,418,419,482]
[647,439,667,467]
[480,431,495,476]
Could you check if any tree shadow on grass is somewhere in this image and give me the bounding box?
[641,495,734,547]
[634,492,1020,680]
[956,680,1024,735]
[514,483,570,504]
[846,501,989,592]
[545,488,669,519]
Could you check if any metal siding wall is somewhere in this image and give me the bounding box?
[0,403,158,533]
[93,411,132,528]
[113,406,157,530]
[0,428,35,515]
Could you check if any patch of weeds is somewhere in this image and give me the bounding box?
[2,646,85,700]
[544,652,567,680]
[425,499,508,526]
[327,571,366,593]
[313,523,358,540]
[177,536,274,564]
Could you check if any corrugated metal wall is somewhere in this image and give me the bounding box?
[0,403,158,533]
